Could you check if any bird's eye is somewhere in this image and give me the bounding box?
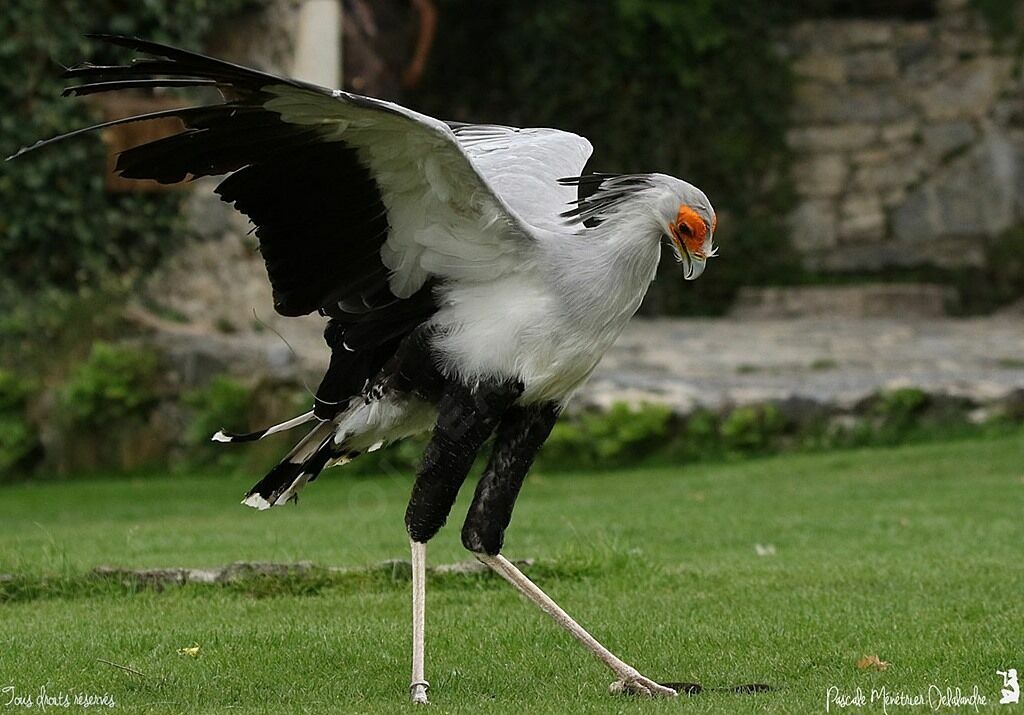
[677,222,693,237]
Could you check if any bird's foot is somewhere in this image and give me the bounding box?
[609,673,679,698]
[410,681,429,705]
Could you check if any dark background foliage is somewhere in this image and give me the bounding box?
[0,0,260,294]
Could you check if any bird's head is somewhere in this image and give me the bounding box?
[560,173,717,280]
[660,179,717,281]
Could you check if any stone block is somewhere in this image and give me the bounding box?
[903,52,957,87]
[915,58,1004,121]
[840,194,882,218]
[852,148,897,166]
[838,195,886,242]
[922,120,977,162]
[840,21,894,48]
[794,84,913,124]
[853,159,922,192]
[838,212,886,243]
[891,190,939,244]
[788,200,838,251]
[934,134,1018,234]
[895,23,932,43]
[937,28,993,55]
[729,284,953,319]
[787,124,878,152]
[793,154,849,197]
[882,187,908,208]
[792,54,845,83]
[845,49,899,82]
[893,133,1020,242]
[881,119,920,144]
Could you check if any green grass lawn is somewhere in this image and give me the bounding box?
[1,435,1023,713]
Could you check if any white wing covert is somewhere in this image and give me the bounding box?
[447,124,594,233]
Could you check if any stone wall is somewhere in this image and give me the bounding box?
[784,0,1024,272]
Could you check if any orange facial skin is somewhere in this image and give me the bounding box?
[669,204,710,258]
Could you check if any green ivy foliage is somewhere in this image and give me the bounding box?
[415,0,801,314]
[718,404,786,451]
[0,0,262,293]
[0,369,40,477]
[60,342,159,427]
[183,375,255,448]
[544,402,674,468]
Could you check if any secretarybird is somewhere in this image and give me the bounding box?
[13,36,717,702]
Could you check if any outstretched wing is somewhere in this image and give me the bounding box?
[13,34,537,312]
[11,35,587,417]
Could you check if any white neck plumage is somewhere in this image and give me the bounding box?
[544,192,666,331]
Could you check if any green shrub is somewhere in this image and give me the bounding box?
[60,342,159,427]
[0,0,264,295]
[719,404,786,452]
[0,281,134,376]
[685,409,719,444]
[873,388,929,434]
[0,370,40,476]
[0,416,38,476]
[180,375,273,471]
[0,370,35,413]
[183,376,255,447]
[542,402,673,468]
[680,408,721,458]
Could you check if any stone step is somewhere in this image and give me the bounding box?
[729,283,955,319]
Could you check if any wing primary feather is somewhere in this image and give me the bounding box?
[6,104,227,161]
[62,78,219,96]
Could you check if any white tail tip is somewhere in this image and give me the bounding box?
[242,493,272,510]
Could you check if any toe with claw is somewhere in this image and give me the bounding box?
[609,674,680,698]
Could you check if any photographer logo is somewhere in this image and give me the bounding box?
[999,669,1019,706]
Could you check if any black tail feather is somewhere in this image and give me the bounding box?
[244,461,306,506]
[241,422,359,509]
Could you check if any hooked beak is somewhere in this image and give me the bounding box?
[668,232,710,281]
[681,248,707,281]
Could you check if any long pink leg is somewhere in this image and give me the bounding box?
[410,539,429,704]
[475,553,677,697]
